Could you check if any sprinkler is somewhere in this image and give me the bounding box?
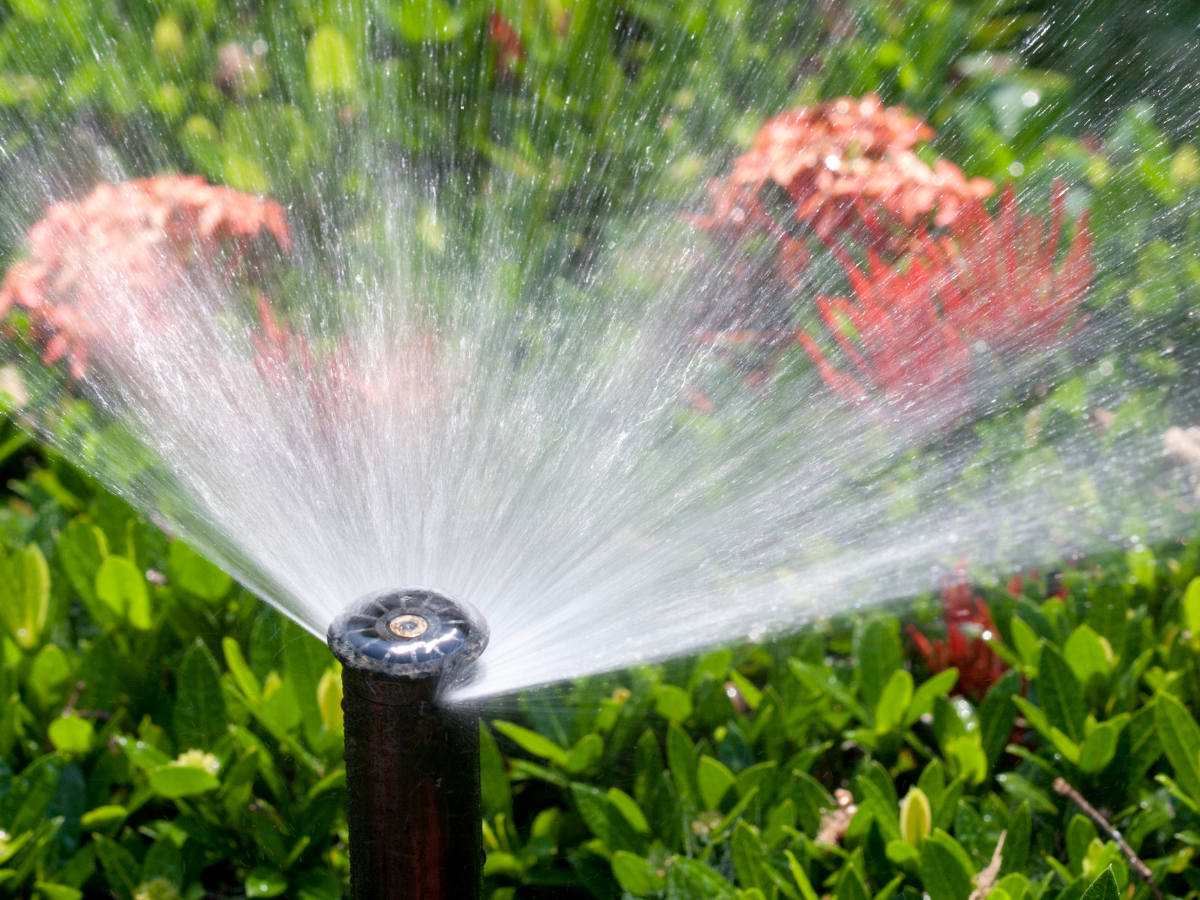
[328,588,489,900]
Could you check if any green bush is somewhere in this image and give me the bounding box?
[2,449,1200,899]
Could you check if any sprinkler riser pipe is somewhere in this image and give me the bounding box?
[341,669,482,900]
[328,588,489,900]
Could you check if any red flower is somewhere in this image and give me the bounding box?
[797,245,976,424]
[488,11,525,84]
[927,181,1092,358]
[0,175,290,378]
[908,562,1008,701]
[798,181,1092,425]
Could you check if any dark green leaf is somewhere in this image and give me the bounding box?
[175,638,226,752]
[1154,692,1200,805]
[1036,645,1086,743]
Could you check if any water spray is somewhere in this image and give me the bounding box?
[327,588,489,900]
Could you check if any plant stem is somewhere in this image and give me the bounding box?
[1051,777,1163,900]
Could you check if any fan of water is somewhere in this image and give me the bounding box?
[0,0,1197,699]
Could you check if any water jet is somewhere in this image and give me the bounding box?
[327,587,489,900]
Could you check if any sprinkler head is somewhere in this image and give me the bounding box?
[327,587,489,684]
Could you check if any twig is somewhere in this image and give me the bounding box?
[1052,778,1162,900]
[968,830,1006,900]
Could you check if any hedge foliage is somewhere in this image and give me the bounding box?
[0,445,1198,899]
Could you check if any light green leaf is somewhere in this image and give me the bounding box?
[168,542,232,600]
[148,764,220,798]
[906,668,959,726]
[0,543,49,649]
[653,684,693,723]
[223,637,262,705]
[95,556,150,629]
[491,720,569,767]
[1183,577,1200,636]
[1009,617,1042,671]
[49,715,94,755]
[307,27,358,94]
[698,755,736,809]
[1063,625,1111,684]
[875,669,914,733]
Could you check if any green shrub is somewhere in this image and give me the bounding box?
[1,451,1199,898]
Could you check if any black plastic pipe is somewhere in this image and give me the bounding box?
[328,588,489,900]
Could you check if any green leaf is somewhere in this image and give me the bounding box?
[606,788,650,833]
[979,669,1021,769]
[921,829,975,900]
[492,720,569,767]
[856,614,902,713]
[223,637,262,705]
[1078,868,1119,900]
[1063,626,1110,684]
[1183,577,1200,635]
[307,27,358,94]
[875,669,913,733]
[653,684,694,723]
[611,851,664,896]
[0,543,49,649]
[835,864,870,900]
[1001,802,1031,875]
[57,519,108,611]
[906,668,959,726]
[1078,721,1122,773]
[1036,644,1086,743]
[35,883,82,900]
[1009,616,1042,671]
[1154,692,1200,804]
[95,556,150,629]
[29,643,71,707]
[246,867,288,898]
[566,733,604,774]
[731,821,771,892]
[92,834,140,900]
[698,755,736,809]
[168,542,231,600]
[79,805,127,831]
[48,715,94,755]
[148,764,220,798]
[175,638,226,752]
[667,722,700,805]
[480,723,512,819]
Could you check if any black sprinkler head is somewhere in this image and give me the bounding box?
[327,586,489,683]
[328,587,489,900]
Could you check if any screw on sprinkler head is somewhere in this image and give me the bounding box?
[327,587,489,689]
[329,588,488,899]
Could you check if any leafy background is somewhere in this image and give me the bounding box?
[2,0,1200,897]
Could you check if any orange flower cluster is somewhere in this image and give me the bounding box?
[694,95,993,254]
[798,182,1092,423]
[0,175,290,378]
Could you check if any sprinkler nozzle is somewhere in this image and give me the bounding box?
[327,588,488,898]
[327,587,489,685]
